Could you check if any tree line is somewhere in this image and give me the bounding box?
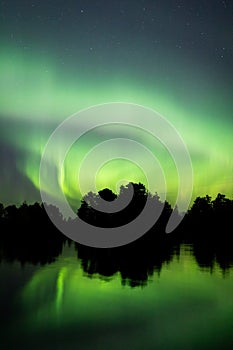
[0,182,232,285]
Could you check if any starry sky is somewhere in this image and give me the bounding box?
[0,0,232,209]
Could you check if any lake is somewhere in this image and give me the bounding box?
[0,243,232,350]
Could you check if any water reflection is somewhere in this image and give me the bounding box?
[75,238,180,287]
[1,228,232,287]
[1,243,232,350]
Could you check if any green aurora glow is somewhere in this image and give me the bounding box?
[0,45,232,209]
[20,244,233,349]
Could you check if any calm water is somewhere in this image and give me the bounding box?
[1,243,232,350]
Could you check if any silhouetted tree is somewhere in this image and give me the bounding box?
[0,187,232,280]
[98,188,117,201]
[0,202,67,265]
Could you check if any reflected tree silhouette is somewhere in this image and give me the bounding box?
[0,184,232,285]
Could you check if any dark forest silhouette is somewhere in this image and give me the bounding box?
[0,182,232,286]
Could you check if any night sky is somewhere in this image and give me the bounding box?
[0,0,232,208]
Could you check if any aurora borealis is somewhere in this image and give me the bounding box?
[0,0,232,208]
